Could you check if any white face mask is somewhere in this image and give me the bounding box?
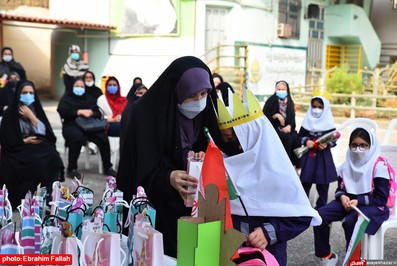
[178,97,207,119]
[3,55,12,62]
[85,81,94,87]
[311,108,323,118]
[350,149,369,164]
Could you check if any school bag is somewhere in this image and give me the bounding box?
[372,156,397,214]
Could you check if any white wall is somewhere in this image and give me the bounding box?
[49,0,110,25]
[3,7,53,90]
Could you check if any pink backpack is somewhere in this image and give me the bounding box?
[232,247,279,266]
[372,156,397,214]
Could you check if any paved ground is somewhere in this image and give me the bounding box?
[41,100,397,265]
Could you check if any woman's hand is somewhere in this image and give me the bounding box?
[108,115,121,123]
[247,227,268,250]
[23,136,41,145]
[170,170,198,200]
[19,105,36,121]
[272,113,285,126]
[280,124,291,133]
[194,151,205,161]
[77,109,93,118]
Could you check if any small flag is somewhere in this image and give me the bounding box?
[201,140,233,230]
[343,206,370,266]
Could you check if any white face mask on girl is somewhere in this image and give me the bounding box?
[350,149,369,163]
[311,108,323,118]
[178,97,207,119]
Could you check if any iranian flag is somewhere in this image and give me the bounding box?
[343,206,370,266]
[201,140,233,230]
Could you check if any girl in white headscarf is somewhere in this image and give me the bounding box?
[298,96,338,209]
[313,127,390,265]
[217,90,322,266]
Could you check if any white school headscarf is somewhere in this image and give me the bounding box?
[337,128,380,194]
[301,96,335,132]
[223,115,322,226]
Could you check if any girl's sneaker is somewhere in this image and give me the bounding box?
[320,252,338,266]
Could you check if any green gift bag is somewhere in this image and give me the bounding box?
[177,217,221,266]
[104,212,117,233]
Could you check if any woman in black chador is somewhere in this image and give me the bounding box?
[263,80,300,167]
[117,56,222,257]
[0,81,64,209]
[57,77,116,179]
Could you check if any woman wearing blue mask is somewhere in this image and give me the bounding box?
[297,96,338,209]
[118,56,222,258]
[97,76,127,137]
[0,80,64,210]
[262,80,300,168]
[57,77,116,179]
[62,44,89,92]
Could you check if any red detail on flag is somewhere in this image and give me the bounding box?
[201,140,233,230]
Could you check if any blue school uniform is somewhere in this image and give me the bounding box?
[298,128,338,185]
[232,215,312,266]
[314,162,390,257]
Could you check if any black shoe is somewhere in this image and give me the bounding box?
[67,169,82,180]
[104,167,117,177]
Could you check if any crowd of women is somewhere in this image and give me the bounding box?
[0,45,148,209]
[0,46,392,266]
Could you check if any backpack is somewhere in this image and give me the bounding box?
[372,156,397,214]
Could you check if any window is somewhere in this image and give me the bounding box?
[278,0,301,39]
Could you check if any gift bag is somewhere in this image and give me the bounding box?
[187,152,203,216]
[125,187,156,264]
[33,184,47,219]
[72,185,94,217]
[40,215,63,254]
[0,185,13,227]
[103,212,117,233]
[19,192,42,254]
[132,221,164,266]
[0,223,23,255]
[177,217,221,266]
[82,231,126,266]
[51,232,85,266]
[66,196,87,239]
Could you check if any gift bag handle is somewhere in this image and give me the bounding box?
[41,215,66,228]
[76,237,87,266]
[66,207,86,216]
[72,186,94,198]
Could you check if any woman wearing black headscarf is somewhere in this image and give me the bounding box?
[0,47,26,81]
[119,83,148,148]
[83,71,103,100]
[0,80,64,210]
[57,77,116,179]
[215,81,235,106]
[117,56,221,257]
[262,80,300,167]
